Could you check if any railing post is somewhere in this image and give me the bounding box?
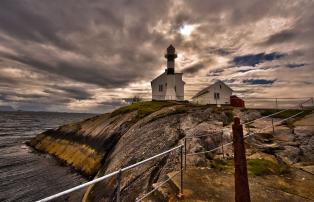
[275,98,278,111]
[221,131,225,159]
[184,138,187,170]
[178,145,184,198]
[271,118,275,135]
[232,117,251,202]
[116,169,122,202]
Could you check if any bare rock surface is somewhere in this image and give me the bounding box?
[27,102,314,202]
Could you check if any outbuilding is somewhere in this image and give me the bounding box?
[192,80,233,105]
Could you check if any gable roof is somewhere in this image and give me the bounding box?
[192,80,233,99]
[151,71,185,84]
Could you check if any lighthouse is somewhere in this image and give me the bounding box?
[151,45,185,101]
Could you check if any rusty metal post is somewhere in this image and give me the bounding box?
[116,169,122,202]
[184,138,187,170]
[232,117,251,202]
[221,131,225,159]
[271,118,275,135]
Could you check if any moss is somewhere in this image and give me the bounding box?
[30,134,104,176]
[147,106,188,123]
[247,159,289,176]
[210,159,234,171]
[223,110,234,126]
[210,158,289,176]
[110,101,178,119]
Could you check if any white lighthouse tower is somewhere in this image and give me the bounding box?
[151,45,185,101]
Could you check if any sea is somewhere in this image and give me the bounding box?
[0,111,96,202]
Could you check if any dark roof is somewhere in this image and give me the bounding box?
[167,44,175,53]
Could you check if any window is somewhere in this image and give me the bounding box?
[158,84,163,92]
[214,92,220,99]
[174,85,176,92]
[220,85,222,89]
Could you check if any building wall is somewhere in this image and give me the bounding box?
[175,74,184,101]
[151,73,185,101]
[151,74,166,100]
[208,81,232,105]
[192,81,232,105]
[192,92,210,104]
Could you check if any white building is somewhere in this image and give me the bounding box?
[192,80,233,105]
[151,45,185,101]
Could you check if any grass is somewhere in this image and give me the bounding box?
[260,109,311,119]
[210,158,289,176]
[210,159,234,171]
[110,101,180,119]
[247,159,289,176]
[223,110,234,126]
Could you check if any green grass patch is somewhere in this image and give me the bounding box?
[260,109,311,119]
[247,159,289,176]
[210,158,289,176]
[223,110,234,126]
[210,159,234,171]
[110,101,179,119]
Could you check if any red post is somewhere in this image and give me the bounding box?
[232,117,251,202]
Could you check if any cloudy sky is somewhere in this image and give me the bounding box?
[0,0,313,113]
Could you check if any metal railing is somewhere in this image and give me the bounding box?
[240,97,314,109]
[36,145,184,202]
[185,110,305,159]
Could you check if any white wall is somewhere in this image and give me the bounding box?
[151,73,185,101]
[151,74,166,100]
[208,81,232,105]
[192,81,232,105]
[175,73,184,101]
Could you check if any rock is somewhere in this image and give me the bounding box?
[294,126,314,162]
[277,146,301,165]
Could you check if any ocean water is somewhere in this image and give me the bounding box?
[0,111,96,202]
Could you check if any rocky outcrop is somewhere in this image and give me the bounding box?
[28,102,313,201]
[28,102,237,201]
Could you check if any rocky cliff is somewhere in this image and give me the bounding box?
[28,101,314,201]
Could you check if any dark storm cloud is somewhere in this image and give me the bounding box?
[286,63,306,68]
[44,86,93,100]
[182,63,205,74]
[208,69,224,76]
[0,0,313,112]
[243,79,276,85]
[259,29,297,46]
[207,47,236,56]
[0,1,76,50]
[232,52,286,67]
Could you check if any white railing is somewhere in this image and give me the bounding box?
[36,145,184,202]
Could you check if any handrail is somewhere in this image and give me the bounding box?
[36,145,183,202]
[242,108,290,125]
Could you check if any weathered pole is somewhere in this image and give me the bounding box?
[221,131,225,159]
[116,169,122,202]
[232,117,251,202]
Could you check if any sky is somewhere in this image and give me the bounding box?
[0,0,313,113]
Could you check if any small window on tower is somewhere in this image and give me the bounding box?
[220,85,222,89]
